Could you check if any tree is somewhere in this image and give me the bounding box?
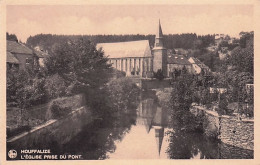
[44,38,112,94]
[228,33,253,75]
[6,32,18,42]
[193,39,203,50]
[7,67,48,126]
[170,71,200,131]
[107,78,140,113]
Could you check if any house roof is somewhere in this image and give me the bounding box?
[96,40,152,58]
[189,57,210,69]
[7,51,19,64]
[167,54,191,65]
[189,57,207,65]
[174,48,188,55]
[7,40,33,55]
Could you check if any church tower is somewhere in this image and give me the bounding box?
[152,19,167,76]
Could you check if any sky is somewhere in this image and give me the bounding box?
[6,5,254,42]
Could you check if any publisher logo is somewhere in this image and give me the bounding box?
[8,150,17,159]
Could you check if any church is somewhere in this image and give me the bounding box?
[96,20,209,78]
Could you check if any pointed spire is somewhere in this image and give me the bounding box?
[156,19,163,39]
[154,19,164,48]
[155,127,164,156]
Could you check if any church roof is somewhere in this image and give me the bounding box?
[97,40,152,58]
[167,54,191,65]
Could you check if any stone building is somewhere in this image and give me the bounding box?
[97,20,167,78]
[167,54,192,77]
[97,40,153,77]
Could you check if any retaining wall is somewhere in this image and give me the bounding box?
[7,106,93,153]
[191,106,254,150]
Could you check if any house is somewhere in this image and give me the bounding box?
[7,40,36,70]
[6,51,19,69]
[188,57,211,74]
[167,54,192,77]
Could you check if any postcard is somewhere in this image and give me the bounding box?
[0,0,259,164]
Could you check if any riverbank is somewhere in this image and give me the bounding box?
[154,88,254,152]
[7,105,93,160]
[7,94,86,139]
[191,106,254,151]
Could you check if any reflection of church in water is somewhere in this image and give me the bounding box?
[136,98,169,155]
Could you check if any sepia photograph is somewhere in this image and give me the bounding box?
[0,0,258,163]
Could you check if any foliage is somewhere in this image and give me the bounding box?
[48,99,72,119]
[107,78,140,114]
[196,51,222,72]
[6,32,18,42]
[44,37,112,94]
[216,94,228,115]
[170,71,201,131]
[26,33,215,54]
[154,69,164,80]
[7,67,48,127]
[44,74,68,99]
[7,68,48,109]
[111,69,126,78]
[227,32,253,75]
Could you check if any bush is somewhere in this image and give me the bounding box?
[45,74,68,99]
[49,101,71,119]
[47,100,72,119]
[154,69,164,80]
[7,68,48,108]
[107,77,140,113]
[217,94,228,115]
[111,69,126,78]
[46,94,85,120]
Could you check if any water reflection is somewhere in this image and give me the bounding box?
[62,91,253,159]
[62,111,137,159]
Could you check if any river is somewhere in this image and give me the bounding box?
[61,90,253,159]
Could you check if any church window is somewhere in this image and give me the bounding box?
[125,59,127,71]
[134,59,136,72]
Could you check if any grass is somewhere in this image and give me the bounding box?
[7,106,48,138]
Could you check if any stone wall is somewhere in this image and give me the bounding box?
[191,106,254,150]
[220,116,254,150]
[7,106,93,153]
